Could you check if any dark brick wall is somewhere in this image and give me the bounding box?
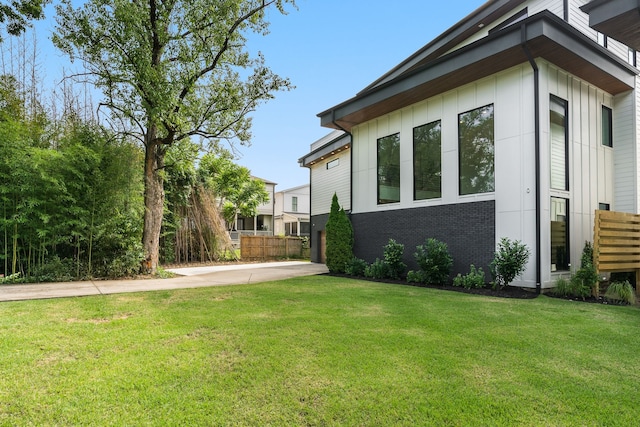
[310,213,330,263]
[349,201,495,280]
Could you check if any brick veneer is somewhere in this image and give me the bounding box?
[350,201,495,280]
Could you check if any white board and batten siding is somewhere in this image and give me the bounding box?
[310,152,350,216]
[540,60,615,287]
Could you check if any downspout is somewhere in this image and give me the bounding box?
[331,109,354,212]
[521,23,542,294]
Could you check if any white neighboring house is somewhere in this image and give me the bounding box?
[231,177,276,239]
[274,184,311,237]
[304,0,640,291]
[299,130,351,263]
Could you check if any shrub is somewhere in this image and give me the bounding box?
[345,257,368,277]
[31,256,77,282]
[406,270,426,284]
[605,281,636,305]
[411,238,453,284]
[364,259,390,280]
[453,265,486,289]
[573,241,599,296]
[552,276,572,297]
[325,194,353,274]
[569,273,592,299]
[383,239,406,280]
[490,238,530,289]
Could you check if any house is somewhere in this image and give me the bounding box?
[304,0,640,291]
[274,184,311,237]
[231,177,276,240]
[299,130,352,263]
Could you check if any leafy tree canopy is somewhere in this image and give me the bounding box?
[52,0,295,271]
[0,0,48,41]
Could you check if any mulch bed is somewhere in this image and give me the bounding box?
[326,273,538,299]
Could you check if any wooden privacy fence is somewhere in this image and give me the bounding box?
[241,235,310,261]
[594,210,640,292]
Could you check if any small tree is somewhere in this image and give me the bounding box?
[490,238,530,289]
[325,193,353,274]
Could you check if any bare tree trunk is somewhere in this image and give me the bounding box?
[142,126,165,273]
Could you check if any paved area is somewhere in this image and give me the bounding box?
[0,261,329,302]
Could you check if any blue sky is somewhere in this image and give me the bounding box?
[29,0,485,191]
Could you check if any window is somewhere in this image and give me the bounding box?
[326,158,339,169]
[413,120,442,200]
[551,197,570,271]
[599,203,610,211]
[550,96,568,191]
[597,32,607,48]
[629,48,637,67]
[602,106,612,147]
[292,196,298,212]
[377,133,400,204]
[459,104,494,195]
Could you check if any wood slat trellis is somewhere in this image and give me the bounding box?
[594,210,640,292]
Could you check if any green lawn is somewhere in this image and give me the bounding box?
[1,276,639,426]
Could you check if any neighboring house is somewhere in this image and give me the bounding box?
[232,177,276,238]
[304,0,640,291]
[299,130,351,263]
[274,184,311,237]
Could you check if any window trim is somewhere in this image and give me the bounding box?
[550,95,569,191]
[377,133,401,205]
[326,158,339,169]
[550,197,570,272]
[602,105,613,148]
[458,104,495,196]
[413,120,442,201]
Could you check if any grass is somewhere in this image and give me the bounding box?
[1,276,639,426]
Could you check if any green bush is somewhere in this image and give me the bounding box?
[552,276,572,297]
[364,259,390,280]
[383,239,406,280]
[406,270,426,284]
[31,256,78,283]
[552,273,593,299]
[490,238,530,289]
[410,238,453,285]
[605,281,636,305]
[453,265,486,289]
[345,257,368,277]
[325,194,353,274]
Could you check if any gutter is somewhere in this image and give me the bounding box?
[521,23,542,294]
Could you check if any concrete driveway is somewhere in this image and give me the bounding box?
[0,261,328,302]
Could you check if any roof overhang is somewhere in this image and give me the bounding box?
[318,11,638,132]
[581,0,640,51]
[299,131,351,168]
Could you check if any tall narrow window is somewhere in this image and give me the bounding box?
[629,48,637,67]
[292,196,298,212]
[551,197,569,271]
[602,106,612,147]
[550,96,568,191]
[377,133,400,204]
[413,120,441,200]
[459,104,494,195]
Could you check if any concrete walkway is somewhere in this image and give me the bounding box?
[0,261,329,302]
